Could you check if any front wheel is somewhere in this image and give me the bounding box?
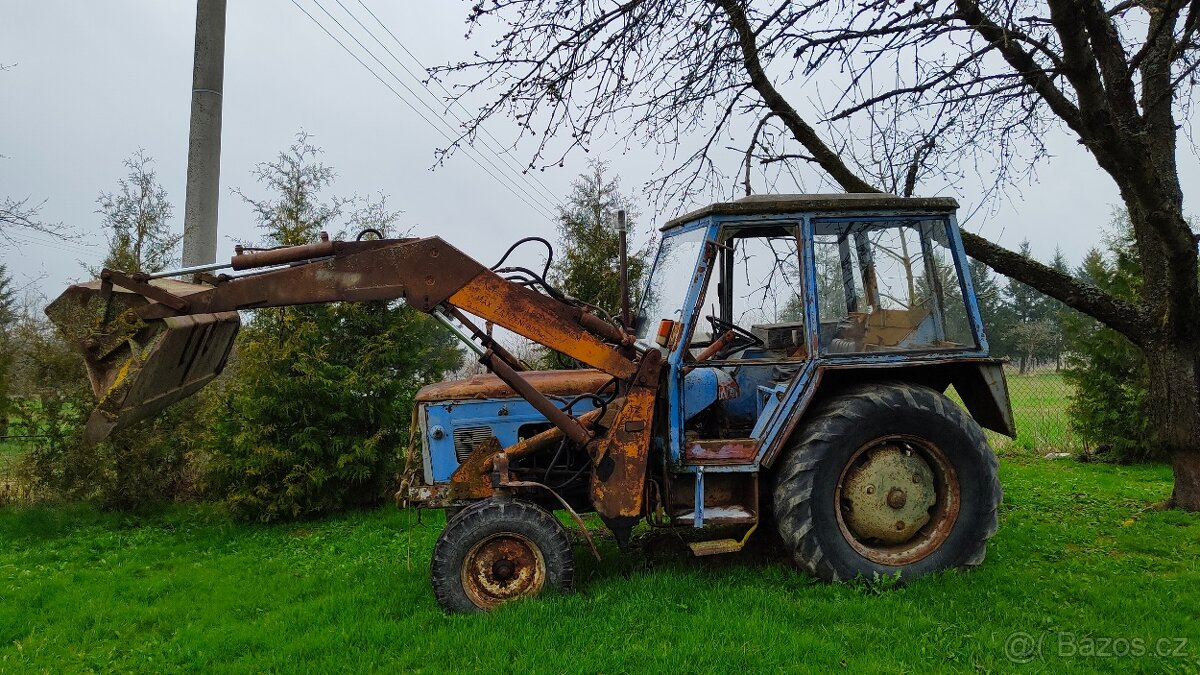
[772,381,1001,582]
[430,497,574,613]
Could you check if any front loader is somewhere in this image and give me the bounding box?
[48,193,1014,613]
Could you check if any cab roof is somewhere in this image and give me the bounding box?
[661,193,960,231]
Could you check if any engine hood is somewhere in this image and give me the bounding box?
[415,369,612,403]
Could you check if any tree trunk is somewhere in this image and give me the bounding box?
[1145,344,1200,510]
[1173,452,1200,511]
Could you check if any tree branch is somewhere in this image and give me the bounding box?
[711,0,881,194]
[960,229,1147,341]
[954,0,1086,135]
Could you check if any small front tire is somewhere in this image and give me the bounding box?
[430,497,574,613]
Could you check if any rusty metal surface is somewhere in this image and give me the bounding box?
[134,238,486,317]
[483,349,592,446]
[442,306,527,372]
[684,439,758,465]
[841,444,936,544]
[953,361,1016,437]
[45,276,241,444]
[460,531,546,610]
[689,331,737,364]
[83,312,240,444]
[490,453,601,561]
[448,408,608,500]
[449,272,637,378]
[49,235,642,449]
[449,437,504,500]
[834,435,961,565]
[395,482,456,508]
[661,193,959,231]
[416,370,612,402]
[102,270,190,311]
[588,349,663,520]
[485,408,607,470]
[230,240,336,270]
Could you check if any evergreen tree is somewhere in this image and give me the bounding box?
[0,264,14,429]
[1004,241,1047,323]
[1045,249,1073,370]
[1062,213,1159,462]
[968,258,1016,355]
[550,160,654,319]
[205,133,462,521]
[1003,240,1053,373]
[97,151,179,274]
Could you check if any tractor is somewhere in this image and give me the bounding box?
[48,193,1012,613]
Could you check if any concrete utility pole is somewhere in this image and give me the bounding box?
[181,0,227,267]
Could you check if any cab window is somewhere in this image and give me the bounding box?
[690,223,806,360]
[814,218,976,354]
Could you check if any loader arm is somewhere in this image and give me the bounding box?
[47,236,644,446]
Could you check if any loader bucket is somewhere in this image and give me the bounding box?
[45,278,240,445]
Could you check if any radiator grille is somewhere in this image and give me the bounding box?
[453,426,495,463]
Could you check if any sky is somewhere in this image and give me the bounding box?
[1,1,1197,307]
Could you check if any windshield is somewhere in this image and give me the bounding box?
[633,227,708,343]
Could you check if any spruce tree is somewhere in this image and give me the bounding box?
[205,133,463,521]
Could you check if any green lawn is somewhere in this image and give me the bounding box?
[1,458,1197,673]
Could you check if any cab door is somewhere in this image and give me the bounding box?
[672,219,817,468]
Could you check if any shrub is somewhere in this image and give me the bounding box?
[201,302,460,522]
[9,314,205,508]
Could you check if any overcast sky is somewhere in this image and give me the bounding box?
[2,1,1197,306]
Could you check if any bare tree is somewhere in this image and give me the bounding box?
[438,0,1200,509]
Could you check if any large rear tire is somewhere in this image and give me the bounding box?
[431,497,574,613]
[772,381,1001,582]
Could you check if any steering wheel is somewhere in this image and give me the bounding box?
[705,315,764,358]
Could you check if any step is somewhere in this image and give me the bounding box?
[675,505,757,525]
[686,523,759,557]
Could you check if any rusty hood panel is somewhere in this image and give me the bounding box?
[416,369,612,402]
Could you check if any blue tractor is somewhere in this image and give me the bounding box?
[51,193,1013,613]
[403,193,1012,611]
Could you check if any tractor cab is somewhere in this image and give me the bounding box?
[631,194,1011,531]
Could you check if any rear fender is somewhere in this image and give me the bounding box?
[762,359,1015,468]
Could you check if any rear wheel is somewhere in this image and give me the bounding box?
[431,497,574,613]
[772,381,1001,582]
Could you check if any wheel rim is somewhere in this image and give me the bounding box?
[460,532,547,609]
[834,435,960,565]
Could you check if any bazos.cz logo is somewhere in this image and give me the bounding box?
[1003,631,1191,664]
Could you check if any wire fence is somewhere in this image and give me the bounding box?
[0,436,34,505]
[968,365,1080,456]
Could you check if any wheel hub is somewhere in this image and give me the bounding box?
[842,444,937,545]
[461,533,546,610]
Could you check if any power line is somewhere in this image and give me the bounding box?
[311,0,558,220]
[291,0,558,222]
[9,239,96,259]
[350,0,564,208]
[7,232,100,256]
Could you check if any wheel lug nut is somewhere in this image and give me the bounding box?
[912,473,922,484]
[895,520,905,531]
[865,485,875,495]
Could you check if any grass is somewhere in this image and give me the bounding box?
[1,458,1197,673]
